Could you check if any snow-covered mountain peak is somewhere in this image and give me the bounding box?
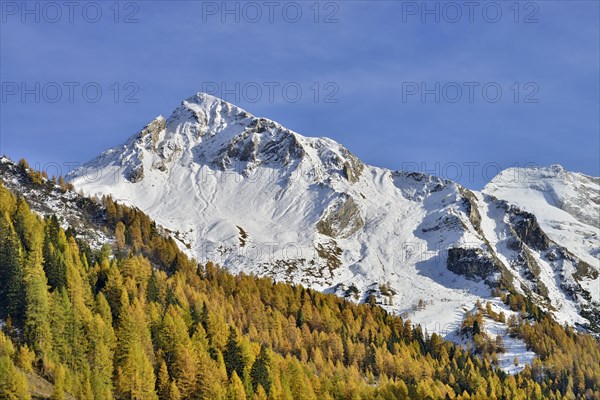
[164,92,364,181]
[483,165,599,280]
[67,93,600,339]
[484,165,599,229]
[485,164,578,188]
[71,92,364,187]
[163,92,254,141]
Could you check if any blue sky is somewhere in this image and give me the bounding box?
[1,0,598,188]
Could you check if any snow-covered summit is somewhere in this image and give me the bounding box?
[76,92,363,190]
[484,165,599,268]
[485,164,599,228]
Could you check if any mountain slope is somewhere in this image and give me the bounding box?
[483,165,599,270]
[482,165,600,330]
[0,157,113,248]
[68,93,600,336]
[2,177,600,399]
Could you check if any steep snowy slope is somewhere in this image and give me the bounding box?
[68,93,600,338]
[484,165,599,268]
[482,166,600,328]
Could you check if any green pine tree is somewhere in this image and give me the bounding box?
[0,211,25,322]
[224,327,245,379]
[250,345,272,394]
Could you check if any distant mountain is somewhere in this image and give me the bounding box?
[484,164,599,266]
[68,92,600,336]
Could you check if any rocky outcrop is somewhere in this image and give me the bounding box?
[126,165,144,183]
[507,207,550,251]
[315,240,343,275]
[459,187,483,237]
[574,260,600,281]
[340,149,364,184]
[316,196,364,239]
[447,247,502,283]
[152,160,168,172]
[138,116,166,150]
[392,171,447,201]
[209,119,307,171]
[226,132,260,163]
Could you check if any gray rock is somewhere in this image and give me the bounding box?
[126,165,144,183]
[447,247,502,283]
[508,207,550,251]
[317,196,364,239]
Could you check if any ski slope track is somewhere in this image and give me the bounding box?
[68,93,600,354]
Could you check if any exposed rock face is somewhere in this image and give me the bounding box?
[315,240,343,273]
[316,196,364,239]
[126,165,144,183]
[219,119,306,170]
[447,247,502,283]
[152,160,168,172]
[139,116,167,150]
[574,260,599,281]
[391,171,447,201]
[226,131,260,163]
[507,207,550,251]
[459,187,483,237]
[341,149,364,184]
[483,164,599,265]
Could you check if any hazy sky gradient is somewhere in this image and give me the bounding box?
[1,0,598,188]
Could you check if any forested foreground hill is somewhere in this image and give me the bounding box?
[0,170,600,399]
